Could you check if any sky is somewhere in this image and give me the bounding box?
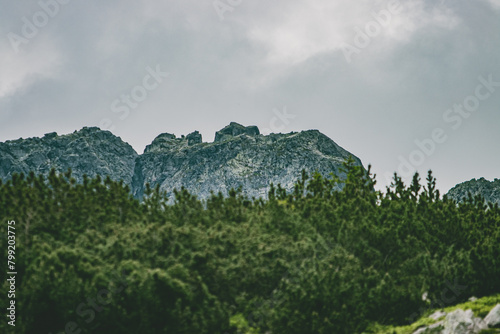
[0,0,499,193]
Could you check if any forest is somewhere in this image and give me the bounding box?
[1,160,499,334]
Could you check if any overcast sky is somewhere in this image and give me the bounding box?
[1,0,499,193]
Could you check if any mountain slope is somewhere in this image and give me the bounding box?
[447,178,500,205]
[0,122,363,200]
[132,122,363,199]
[0,127,138,185]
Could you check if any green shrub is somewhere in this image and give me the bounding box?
[0,163,499,333]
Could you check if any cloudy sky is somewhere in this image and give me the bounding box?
[1,0,499,192]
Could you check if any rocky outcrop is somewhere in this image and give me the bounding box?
[441,309,487,334]
[0,127,138,185]
[0,122,363,201]
[485,304,500,328]
[186,131,202,146]
[413,321,444,334]
[446,178,500,205]
[132,122,363,200]
[412,306,500,334]
[214,122,260,142]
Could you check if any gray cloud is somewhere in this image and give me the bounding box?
[0,0,499,192]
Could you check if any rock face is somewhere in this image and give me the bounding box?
[0,127,138,185]
[412,306,500,334]
[441,309,487,334]
[214,122,260,142]
[132,122,363,200]
[446,178,500,205]
[485,304,500,328]
[0,122,363,201]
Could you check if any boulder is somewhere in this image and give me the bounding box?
[144,133,179,153]
[484,304,500,328]
[413,321,444,334]
[429,310,447,320]
[441,309,487,334]
[214,122,260,142]
[186,131,202,146]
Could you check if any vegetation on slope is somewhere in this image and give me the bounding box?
[366,294,500,334]
[447,177,500,205]
[0,160,499,333]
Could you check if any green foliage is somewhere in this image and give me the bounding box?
[367,293,500,334]
[229,313,260,334]
[0,161,499,333]
[365,316,436,334]
[443,294,500,318]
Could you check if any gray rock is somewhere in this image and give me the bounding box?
[413,321,444,334]
[441,309,487,334]
[133,124,363,200]
[214,122,260,142]
[186,131,202,146]
[0,127,138,185]
[0,123,363,201]
[144,133,179,153]
[484,304,500,328]
[429,310,447,320]
[446,178,500,205]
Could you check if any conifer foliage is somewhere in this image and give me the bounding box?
[0,161,499,333]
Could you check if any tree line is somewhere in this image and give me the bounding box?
[0,160,499,333]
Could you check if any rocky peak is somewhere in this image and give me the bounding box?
[446,177,500,205]
[0,123,364,201]
[43,132,58,140]
[0,127,138,185]
[144,130,204,153]
[78,126,101,133]
[144,133,179,153]
[214,122,260,142]
[186,131,202,146]
[133,122,363,199]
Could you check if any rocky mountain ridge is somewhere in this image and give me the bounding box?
[446,177,500,206]
[0,122,363,200]
[0,127,138,185]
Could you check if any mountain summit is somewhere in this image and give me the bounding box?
[0,127,138,185]
[446,177,500,205]
[0,123,363,200]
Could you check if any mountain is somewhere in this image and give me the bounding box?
[0,122,363,200]
[446,177,500,205]
[132,122,363,199]
[0,127,138,185]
